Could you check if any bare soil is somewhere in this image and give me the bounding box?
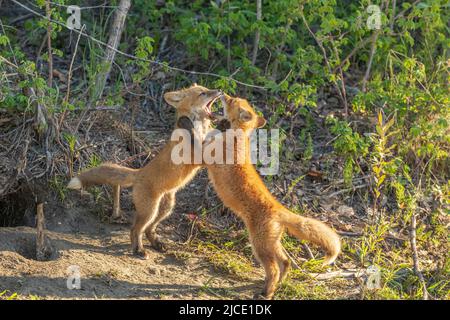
[0,200,260,300]
[0,107,264,300]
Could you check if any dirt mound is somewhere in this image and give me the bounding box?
[0,223,257,299]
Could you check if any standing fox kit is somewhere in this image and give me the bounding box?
[68,84,222,258]
[67,86,339,299]
[206,95,341,299]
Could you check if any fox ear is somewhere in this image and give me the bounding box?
[256,116,266,128]
[164,90,185,107]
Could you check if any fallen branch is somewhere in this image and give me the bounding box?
[338,231,407,242]
[282,247,301,270]
[302,243,315,260]
[327,184,368,198]
[309,269,363,280]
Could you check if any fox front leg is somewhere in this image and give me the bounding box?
[177,116,195,144]
[216,118,231,132]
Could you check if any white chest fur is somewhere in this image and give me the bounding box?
[192,116,211,142]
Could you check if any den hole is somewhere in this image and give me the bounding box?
[0,187,35,227]
[0,186,58,261]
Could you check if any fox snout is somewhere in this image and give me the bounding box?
[220,93,233,109]
[209,89,223,99]
[221,93,232,103]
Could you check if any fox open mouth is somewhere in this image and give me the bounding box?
[211,94,230,121]
[204,93,223,119]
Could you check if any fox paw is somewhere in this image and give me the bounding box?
[109,215,128,224]
[151,238,167,253]
[253,291,272,300]
[133,249,150,260]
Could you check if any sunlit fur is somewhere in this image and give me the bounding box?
[206,94,341,299]
[68,84,221,258]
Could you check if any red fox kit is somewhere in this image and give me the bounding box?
[68,84,222,258]
[206,95,341,299]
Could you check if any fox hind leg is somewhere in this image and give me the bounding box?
[111,185,122,220]
[130,187,162,259]
[254,249,280,300]
[145,191,175,252]
[250,223,284,300]
[276,243,290,284]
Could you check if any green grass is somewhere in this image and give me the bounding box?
[275,279,340,300]
[187,215,449,300]
[198,278,240,299]
[195,242,254,280]
[0,290,40,300]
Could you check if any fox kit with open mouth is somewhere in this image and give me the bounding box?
[206,95,341,299]
[68,84,222,259]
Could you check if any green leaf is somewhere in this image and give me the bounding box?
[377,174,386,187]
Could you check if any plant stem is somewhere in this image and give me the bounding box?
[251,0,262,66]
[45,0,53,88]
[410,213,430,300]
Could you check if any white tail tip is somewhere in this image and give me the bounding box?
[67,177,82,189]
[322,238,341,266]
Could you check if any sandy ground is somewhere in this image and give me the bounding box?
[0,189,262,300]
[0,225,259,300]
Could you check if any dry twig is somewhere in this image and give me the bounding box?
[45,0,53,87]
[410,213,430,300]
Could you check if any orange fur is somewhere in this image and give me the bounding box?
[206,95,341,299]
[68,84,221,258]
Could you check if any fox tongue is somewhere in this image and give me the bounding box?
[206,110,213,119]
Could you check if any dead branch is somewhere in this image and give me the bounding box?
[59,24,85,129]
[90,0,131,106]
[326,184,368,198]
[36,203,53,261]
[410,213,430,300]
[45,0,53,88]
[282,247,301,270]
[64,25,85,103]
[309,269,363,280]
[251,0,262,66]
[362,30,380,92]
[302,243,315,260]
[390,0,397,31]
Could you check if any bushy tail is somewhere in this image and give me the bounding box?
[67,163,138,190]
[279,209,340,265]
